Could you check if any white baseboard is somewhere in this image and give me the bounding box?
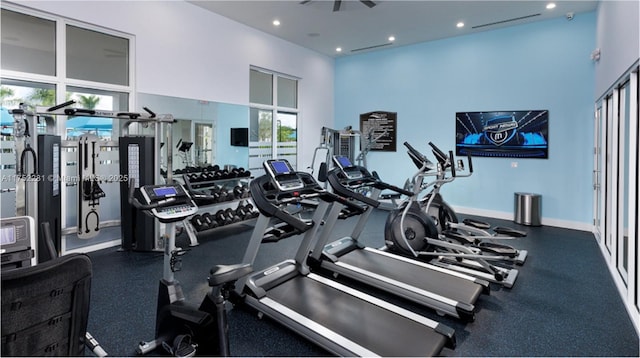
[63,239,121,255]
[452,205,593,232]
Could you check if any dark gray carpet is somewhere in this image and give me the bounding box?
[85,209,639,356]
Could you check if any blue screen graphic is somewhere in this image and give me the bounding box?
[456,110,549,159]
[337,156,352,168]
[153,186,177,197]
[271,161,290,174]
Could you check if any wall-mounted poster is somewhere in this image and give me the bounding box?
[359,111,397,152]
[455,110,549,159]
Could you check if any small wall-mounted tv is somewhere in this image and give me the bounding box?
[230,127,248,147]
[455,110,549,159]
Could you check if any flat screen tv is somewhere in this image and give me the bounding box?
[455,110,549,159]
[230,127,249,147]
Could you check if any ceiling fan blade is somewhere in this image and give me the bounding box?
[360,0,376,8]
[333,0,342,12]
[299,0,312,4]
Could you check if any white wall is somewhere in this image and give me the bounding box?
[14,0,335,170]
[594,0,640,98]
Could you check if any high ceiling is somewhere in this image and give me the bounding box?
[188,0,598,57]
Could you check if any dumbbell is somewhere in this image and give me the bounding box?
[237,204,256,220]
[235,204,248,220]
[233,185,248,199]
[213,170,224,180]
[205,171,217,181]
[191,214,209,232]
[225,208,242,223]
[217,188,230,202]
[207,187,220,203]
[242,203,259,219]
[215,210,232,226]
[186,173,199,183]
[202,212,218,230]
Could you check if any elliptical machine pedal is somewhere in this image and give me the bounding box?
[162,335,197,357]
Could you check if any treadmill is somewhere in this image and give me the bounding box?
[308,155,489,322]
[235,159,456,356]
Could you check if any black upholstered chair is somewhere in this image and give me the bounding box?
[1,253,93,356]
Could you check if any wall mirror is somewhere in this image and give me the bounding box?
[137,93,249,171]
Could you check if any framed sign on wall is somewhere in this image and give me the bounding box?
[359,111,397,152]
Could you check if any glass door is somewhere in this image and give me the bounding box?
[604,94,615,254]
[617,81,630,283]
[593,103,603,242]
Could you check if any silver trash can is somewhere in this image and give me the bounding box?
[514,192,542,226]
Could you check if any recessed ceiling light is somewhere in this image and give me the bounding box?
[388,36,395,42]
[456,22,465,28]
[272,19,281,26]
[546,3,556,10]
[336,47,342,52]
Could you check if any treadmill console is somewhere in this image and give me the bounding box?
[139,184,198,222]
[263,159,305,191]
[332,155,363,180]
[1,216,35,269]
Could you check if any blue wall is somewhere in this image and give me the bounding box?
[216,103,249,169]
[335,12,596,224]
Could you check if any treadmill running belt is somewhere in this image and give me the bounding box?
[267,275,447,356]
[341,249,484,304]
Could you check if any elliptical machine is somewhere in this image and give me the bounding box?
[128,179,251,356]
[384,142,523,287]
[413,142,528,264]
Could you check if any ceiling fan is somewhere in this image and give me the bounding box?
[300,0,377,12]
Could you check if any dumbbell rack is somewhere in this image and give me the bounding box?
[179,168,258,246]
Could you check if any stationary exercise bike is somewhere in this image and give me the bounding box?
[384,142,523,287]
[128,179,251,356]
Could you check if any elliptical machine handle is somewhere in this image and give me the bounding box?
[449,151,456,177]
[467,154,473,173]
[428,142,449,165]
[403,141,428,163]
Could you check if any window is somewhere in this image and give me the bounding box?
[1,9,56,76]
[65,86,129,140]
[66,25,129,86]
[249,68,299,175]
[0,3,134,253]
[594,63,639,326]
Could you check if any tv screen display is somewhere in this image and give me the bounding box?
[455,110,549,159]
[230,128,249,147]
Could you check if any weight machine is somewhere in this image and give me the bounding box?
[4,103,60,263]
[34,100,175,252]
[309,126,361,183]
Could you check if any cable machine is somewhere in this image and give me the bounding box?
[118,107,175,252]
[34,101,174,253]
[7,103,60,264]
[309,126,361,183]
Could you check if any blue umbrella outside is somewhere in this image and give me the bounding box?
[67,129,111,137]
[1,106,14,126]
[66,116,113,130]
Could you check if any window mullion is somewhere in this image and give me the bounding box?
[272,76,278,157]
